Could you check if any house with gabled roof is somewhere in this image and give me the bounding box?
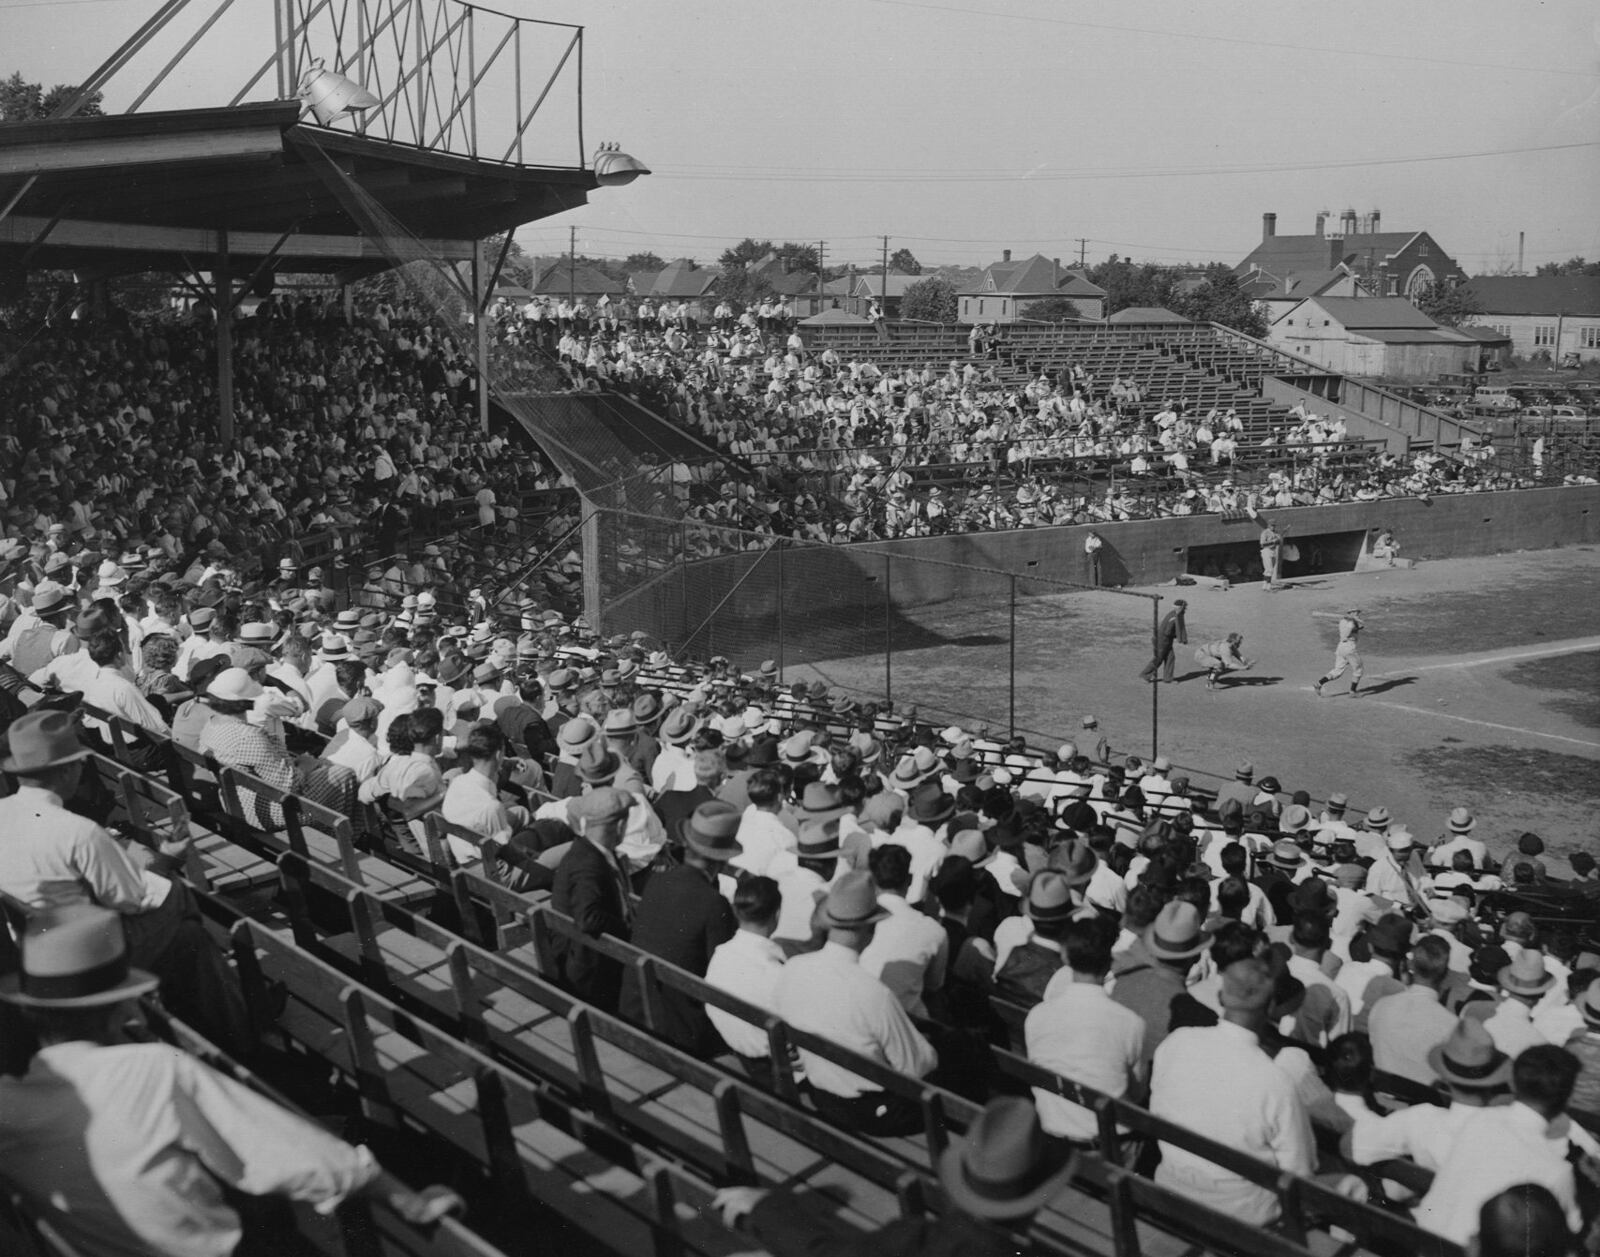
[1463,275,1600,363]
[959,251,1106,323]
[533,261,624,302]
[1267,294,1475,380]
[627,259,719,319]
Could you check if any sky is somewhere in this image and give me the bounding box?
[4,0,1598,274]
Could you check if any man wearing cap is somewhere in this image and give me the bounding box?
[0,904,461,1257]
[773,870,939,1136]
[1414,1045,1587,1245]
[26,605,108,696]
[1343,1018,1513,1176]
[550,787,636,1011]
[174,604,231,683]
[1149,956,1314,1226]
[1027,913,1146,1144]
[322,696,384,784]
[1313,608,1365,698]
[618,802,739,1054]
[714,1095,1075,1257]
[0,713,249,1054]
[1364,825,1430,909]
[0,580,76,675]
[1138,599,1188,684]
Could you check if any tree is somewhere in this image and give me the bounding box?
[1086,257,1181,317]
[0,71,102,121]
[1018,297,1082,322]
[889,247,922,276]
[624,251,666,273]
[900,277,958,324]
[1171,263,1268,338]
[718,239,775,270]
[1535,256,1600,277]
[714,267,776,311]
[717,239,819,274]
[1415,280,1482,329]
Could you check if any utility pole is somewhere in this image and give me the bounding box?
[568,225,576,303]
[1075,238,1089,268]
[881,235,889,302]
[817,240,826,313]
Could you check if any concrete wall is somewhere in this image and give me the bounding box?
[1261,377,1408,455]
[605,486,1600,639]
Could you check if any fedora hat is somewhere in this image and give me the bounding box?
[1286,876,1334,917]
[29,580,74,618]
[797,817,842,858]
[816,870,890,929]
[1448,807,1475,834]
[603,708,639,738]
[948,828,993,867]
[1047,839,1097,888]
[1025,871,1076,923]
[889,754,927,788]
[1498,950,1556,997]
[1579,978,1600,1027]
[937,1096,1077,1221]
[681,801,743,861]
[1280,804,1312,834]
[632,693,663,725]
[661,707,697,746]
[0,904,158,1008]
[798,782,848,819]
[1426,1018,1512,1090]
[780,731,816,764]
[576,743,621,785]
[0,711,91,775]
[557,717,599,755]
[909,783,956,828]
[1145,901,1208,962]
[436,657,471,687]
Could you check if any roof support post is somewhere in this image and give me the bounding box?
[472,236,489,434]
[215,229,235,451]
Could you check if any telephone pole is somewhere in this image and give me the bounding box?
[881,235,889,303]
[568,225,576,303]
[1075,238,1089,268]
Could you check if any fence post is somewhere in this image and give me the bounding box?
[776,538,786,681]
[678,522,689,644]
[1150,597,1161,758]
[883,552,893,707]
[1009,574,1017,739]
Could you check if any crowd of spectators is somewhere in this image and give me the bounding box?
[486,299,1541,545]
[0,294,572,597]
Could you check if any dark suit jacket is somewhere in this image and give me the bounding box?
[653,784,714,847]
[550,839,631,1012]
[618,864,735,1053]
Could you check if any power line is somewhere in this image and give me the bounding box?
[652,141,1599,185]
[856,0,1600,79]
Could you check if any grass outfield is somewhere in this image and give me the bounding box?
[784,545,1600,865]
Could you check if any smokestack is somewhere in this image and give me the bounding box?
[1342,208,1357,236]
[1003,248,1011,263]
[1262,212,1277,240]
[1053,257,1060,288]
[1315,211,1327,238]
[1370,208,1380,233]
[1518,231,1525,274]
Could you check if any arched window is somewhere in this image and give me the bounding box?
[1406,265,1436,302]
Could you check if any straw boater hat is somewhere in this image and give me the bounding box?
[1498,950,1556,997]
[0,904,158,1009]
[1426,1018,1512,1090]
[937,1096,1077,1221]
[1447,807,1476,834]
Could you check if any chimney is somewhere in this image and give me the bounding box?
[1315,211,1327,238]
[1329,235,1345,269]
[1262,212,1277,240]
[1002,248,1012,263]
[1053,257,1060,288]
[1518,231,1525,274]
[1370,208,1380,233]
[1342,208,1357,236]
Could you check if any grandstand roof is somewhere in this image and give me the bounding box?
[1107,306,1189,324]
[0,103,598,277]
[1464,275,1600,316]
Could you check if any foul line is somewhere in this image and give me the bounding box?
[1403,637,1600,673]
[1361,700,1600,750]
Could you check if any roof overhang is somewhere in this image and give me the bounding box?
[0,102,599,277]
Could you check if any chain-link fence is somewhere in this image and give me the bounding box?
[591,507,1163,746]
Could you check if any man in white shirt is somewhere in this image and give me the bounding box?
[1428,807,1488,869]
[441,724,533,864]
[772,871,937,1136]
[877,783,952,905]
[321,696,383,784]
[1344,1018,1511,1174]
[858,845,948,1018]
[704,876,791,1078]
[1028,914,1145,1143]
[731,769,800,878]
[1149,956,1314,1227]
[1366,935,1458,1086]
[1482,951,1555,1060]
[1414,1045,1586,1244]
[78,634,169,739]
[773,818,842,946]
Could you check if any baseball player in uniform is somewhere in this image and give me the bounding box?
[1314,609,1365,697]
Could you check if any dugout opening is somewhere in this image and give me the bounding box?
[1184,530,1369,584]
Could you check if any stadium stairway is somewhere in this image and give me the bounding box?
[21,702,1465,1257]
